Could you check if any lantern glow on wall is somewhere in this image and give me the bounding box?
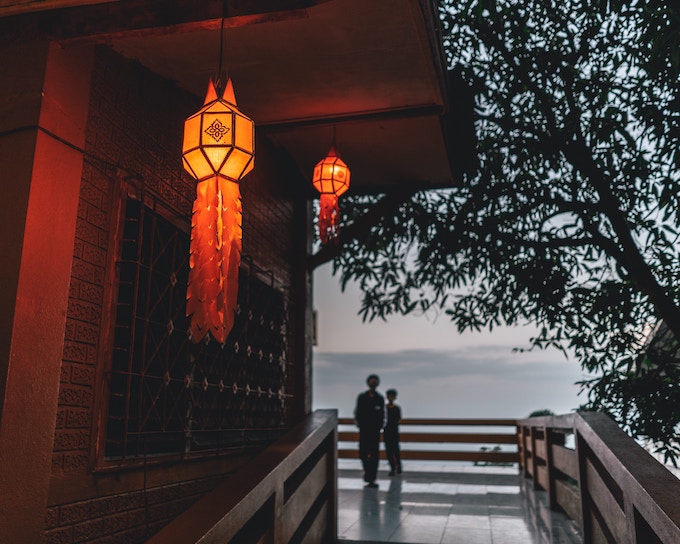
[182,78,255,343]
[312,145,350,244]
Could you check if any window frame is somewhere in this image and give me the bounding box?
[93,178,292,471]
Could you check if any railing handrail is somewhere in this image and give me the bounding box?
[338,416,520,465]
[341,411,680,542]
[147,409,338,544]
[338,417,518,426]
[518,411,680,543]
[136,410,680,543]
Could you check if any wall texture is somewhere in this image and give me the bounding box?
[45,45,306,544]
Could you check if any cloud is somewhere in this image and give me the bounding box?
[313,346,584,383]
[312,346,588,419]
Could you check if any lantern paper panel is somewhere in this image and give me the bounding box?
[182,79,255,183]
[312,145,350,245]
[186,176,242,344]
[311,146,350,196]
[318,193,340,245]
[182,78,254,343]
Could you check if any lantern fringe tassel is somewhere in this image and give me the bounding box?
[318,193,340,245]
[186,175,242,344]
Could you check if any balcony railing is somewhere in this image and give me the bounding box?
[338,417,519,464]
[339,413,680,543]
[518,412,680,544]
[145,410,680,544]
[146,409,338,544]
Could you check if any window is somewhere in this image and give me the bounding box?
[103,190,291,461]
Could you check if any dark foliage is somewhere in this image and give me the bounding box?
[329,0,680,463]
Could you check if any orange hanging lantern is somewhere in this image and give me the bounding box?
[182,78,255,343]
[312,145,350,244]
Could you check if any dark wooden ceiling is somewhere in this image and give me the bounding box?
[0,0,458,192]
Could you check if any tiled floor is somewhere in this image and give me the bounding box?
[337,459,582,544]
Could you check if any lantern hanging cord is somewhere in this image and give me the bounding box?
[217,0,228,90]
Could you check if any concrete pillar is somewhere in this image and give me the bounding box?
[0,40,93,543]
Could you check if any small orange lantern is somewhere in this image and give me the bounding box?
[312,145,350,244]
[182,78,255,344]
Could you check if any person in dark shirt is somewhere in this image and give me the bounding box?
[354,374,385,488]
[384,389,402,476]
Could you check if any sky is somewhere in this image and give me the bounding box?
[311,263,590,420]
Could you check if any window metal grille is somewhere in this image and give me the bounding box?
[104,192,292,460]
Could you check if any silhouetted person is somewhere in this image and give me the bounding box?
[384,388,402,476]
[354,374,385,487]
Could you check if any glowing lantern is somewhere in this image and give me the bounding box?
[312,145,350,244]
[182,78,255,344]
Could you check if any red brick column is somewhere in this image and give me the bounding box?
[0,41,93,543]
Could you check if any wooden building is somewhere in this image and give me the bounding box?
[0,1,462,542]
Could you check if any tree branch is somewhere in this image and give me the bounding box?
[563,138,680,339]
[307,187,419,271]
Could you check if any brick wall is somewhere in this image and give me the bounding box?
[241,142,297,283]
[44,478,216,544]
[46,45,303,543]
[56,160,106,475]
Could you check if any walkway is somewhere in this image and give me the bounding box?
[337,459,582,544]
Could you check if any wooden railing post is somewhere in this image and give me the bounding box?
[623,496,637,544]
[520,424,530,477]
[274,486,284,544]
[516,424,523,473]
[545,426,563,510]
[530,426,541,490]
[328,423,338,542]
[575,430,593,544]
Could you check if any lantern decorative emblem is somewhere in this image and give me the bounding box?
[312,145,350,244]
[182,78,255,343]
